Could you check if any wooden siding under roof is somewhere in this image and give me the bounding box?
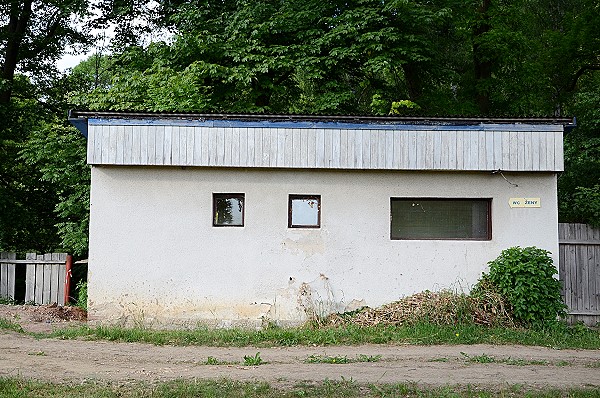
[85,118,564,172]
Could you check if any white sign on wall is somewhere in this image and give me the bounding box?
[509,198,541,208]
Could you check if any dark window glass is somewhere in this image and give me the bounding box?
[213,193,244,227]
[391,198,491,240]
[289,195,320,228]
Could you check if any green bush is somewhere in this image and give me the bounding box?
[481,246,566,325]
[76,281,87,311]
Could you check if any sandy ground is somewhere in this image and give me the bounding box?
[1,305,599,389]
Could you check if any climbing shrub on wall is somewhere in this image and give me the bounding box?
[479,246,566,325]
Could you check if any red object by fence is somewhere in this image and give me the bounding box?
[64,255,73,305]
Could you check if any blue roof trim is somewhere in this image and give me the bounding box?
[69,118,88,138]
[88,118,564,132]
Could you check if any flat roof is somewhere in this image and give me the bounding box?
[69,110,574,126]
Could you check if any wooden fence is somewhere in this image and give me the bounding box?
[0,252,16,301]
[559,223,600,326]
[0,252,70,306]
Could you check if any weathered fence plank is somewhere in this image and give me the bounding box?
[35,254,44,304]
[559,223,600,325]
[57,254,66,306]
[42,254,51,304]
[0,252,16,300]
[24,253,36,302]
[50,254,60,304]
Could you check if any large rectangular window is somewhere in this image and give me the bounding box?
[391,198,491,240]
[213,193,244,227]
[289,195,321,228]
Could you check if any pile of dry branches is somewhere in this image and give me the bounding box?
[324,288,515,328]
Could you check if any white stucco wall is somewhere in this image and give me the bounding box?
[88,166,559,328]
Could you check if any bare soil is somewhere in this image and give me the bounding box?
[1,305,599,389]
[0,304,86,333]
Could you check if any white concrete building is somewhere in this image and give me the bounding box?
[70,111,571,328]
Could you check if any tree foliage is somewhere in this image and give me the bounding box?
[0,90,61,252]
[73,0,464,114]
[0,0,94,253]
[78,0,600,228]
[559,72,600,225]
[20,123,90,255]
[0,0,92,104]
[1,0,600,254]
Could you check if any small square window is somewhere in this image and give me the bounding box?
[289,195,320,228]
[213,193,244,227]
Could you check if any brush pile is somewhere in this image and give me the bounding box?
[26,303,88,322]
[324,285,515,328]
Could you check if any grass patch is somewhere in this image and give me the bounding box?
[39,321,600,350]
[461,352,496,364]
[357,354,382,363]
[2,377,600,398]
[2,310,598,350]
[556,360,572,366]
[305,355,350,364]
[305,354,382,364]
[503,358,548,366]
[0,317,24,333]
[461,352,556,366]
[203,356,236,365]
[0,297,16,305]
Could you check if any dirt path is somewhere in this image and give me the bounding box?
[1,331,599,389]
[1,305,599,389]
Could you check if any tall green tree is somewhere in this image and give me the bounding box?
[466,0,600,116]
[0,0,91,104]
[0,77,61,252]
[3,0,600,255]
[559,72,600,226]
[0,0,96,252]
[73,0,458,114]
[20,121,90,255]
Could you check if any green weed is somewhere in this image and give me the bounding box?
[243,352,264,366]
[357,354,382,362]
[461,352,496,363]
[203,356,234,365]
[0,317,24,333]
[75,280,87,311]
[0,296,16,305]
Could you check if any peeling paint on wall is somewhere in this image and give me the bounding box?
[281,234,325,258]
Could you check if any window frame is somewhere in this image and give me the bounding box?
[288,194,321,228]
[212,193,245,227]
[390,197,492,241]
